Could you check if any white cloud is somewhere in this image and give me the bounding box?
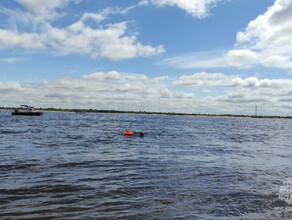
[151,0,225,18]
[162,49,259,69]
[46,21,164,60]
[162,48,292,70]
[173,72,292,88]
[225,49,259,68]
[162,0,292,70]
[234,0,292,69]
[262,55,292,69]
[174,72,232,87]
[0,30,45,49]
[236,0,292,49]
[79,0,149,24]
[82,71,122,81]
[0,1,165,60]
[81,13,107,23]
[15,0,82,14]
[1,57,27,63]
[14,0,81,21]
[16,0,69,12]
[161,50,228,69]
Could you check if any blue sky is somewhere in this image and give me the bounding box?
[0,0,292,116]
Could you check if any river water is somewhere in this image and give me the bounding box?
[0,110,291,219]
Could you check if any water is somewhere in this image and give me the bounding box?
[0,110,291,219]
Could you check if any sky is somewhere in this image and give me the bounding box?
[1,0,292,116]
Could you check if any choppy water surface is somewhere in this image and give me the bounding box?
[0,110,291,219]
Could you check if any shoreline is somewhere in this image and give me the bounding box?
[1,107,291,119]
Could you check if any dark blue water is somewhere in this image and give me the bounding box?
[0,110,291,219]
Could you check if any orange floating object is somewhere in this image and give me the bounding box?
[124,130,134,136]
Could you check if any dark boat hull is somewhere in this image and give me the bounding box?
[11,112,43,116]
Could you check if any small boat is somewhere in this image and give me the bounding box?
[11,105,43,116]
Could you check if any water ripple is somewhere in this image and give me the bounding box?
[0,111,292,219]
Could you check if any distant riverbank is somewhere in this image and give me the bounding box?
[1,107,291,119]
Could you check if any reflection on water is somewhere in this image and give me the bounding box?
[0,111,291,219]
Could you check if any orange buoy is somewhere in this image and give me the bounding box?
[124,130,134,136]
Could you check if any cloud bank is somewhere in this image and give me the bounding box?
[1,71,292,116]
